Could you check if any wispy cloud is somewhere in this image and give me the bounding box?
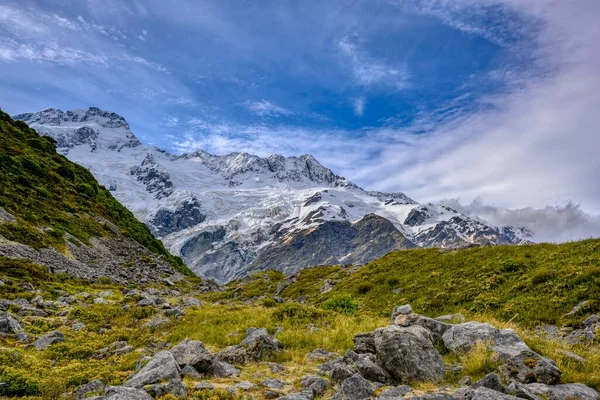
[242,99,294,118]
[353,96,365,117]
[337,34,409,89]
[0,38,109,65]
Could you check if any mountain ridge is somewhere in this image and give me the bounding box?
[14,107,532,282]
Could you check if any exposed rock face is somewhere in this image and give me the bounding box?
[524,383,600,400]
[442,322,561,384]
[34,330,65,350]
[248,215,416,278]
[104,386,153,400]
[151,197,206,236]
[332,374,373,400]
[0,311,23,334]
[218,327,283,365]
[169,339,215,374]
[372,325,446,383]
[124,351,181,388]
[0,227,185,285]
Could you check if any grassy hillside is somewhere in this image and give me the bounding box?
[214,239,600,328]
[0,109,191,276]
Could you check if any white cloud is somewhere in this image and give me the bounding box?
[337,34,409,89]
[242,100,294,118]
[353,97,365,117]
[0,38,109,65]
[441,199,600,243]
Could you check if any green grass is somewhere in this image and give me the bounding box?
[249,240,600,328]
[0,110,192,276]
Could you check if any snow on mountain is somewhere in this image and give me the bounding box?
[14,108,533,283]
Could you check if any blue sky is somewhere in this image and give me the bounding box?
[2,0,600,220]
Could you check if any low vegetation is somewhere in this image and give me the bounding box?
[0,110,191,275]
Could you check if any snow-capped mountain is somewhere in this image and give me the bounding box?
[14,108,533,283]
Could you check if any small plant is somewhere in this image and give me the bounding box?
[460,341,500,379]
[322,294,358,316]
[262,298,277,308]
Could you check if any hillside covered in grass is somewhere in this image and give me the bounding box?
[218,239,600,328]
[0,109,192,278]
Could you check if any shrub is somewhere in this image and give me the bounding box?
[322,295,358,316]
[262,298,277,308]
[531,268,558,285]
[357,283,373,294]
[502,259,524,273]
[0,372,40,397]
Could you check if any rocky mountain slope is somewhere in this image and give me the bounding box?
[0,236,598,399]
[14,108,532,283]
[0,109,193,284]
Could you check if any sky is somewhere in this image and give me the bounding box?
[1,0,600,239]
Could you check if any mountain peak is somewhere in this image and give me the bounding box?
[13,107,139,153]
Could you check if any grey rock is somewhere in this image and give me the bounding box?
[73,321,86,331]
[353,332,376,354]
[442,322,561,385]
[170,338,214,373]
[18,282,35,291]
[181,365,202,379]
[124,350,181,388]
[35,330,65,350]
[0,311,23,334]
[77,380,106,399]
[525,383,600,400]
[184,297,202,307]
[235,381,256,391]
[302,374,329,395]
[391,304,413,324]
[193,382,215,390]
[219,327,282,364]
[164,307,185,317]
[378,385,413,399]
[354,354,391,383]
[471,373,507,394]
[262,378,288,390]
[307,348,338,361]
[279,390,315,400]
[264,389,281,399]
[104,386,152,400]
[330,363,355,382]
[333,373,373,400]
[468,387,516,400]
[565,301,588,317]
[321,280,337,293]
[506,380,541,400]
[140,317,170,328]
[373,325,445,383]
[558,350,586,364]
[266,362,286,373]
[0,207,16,223]
[16,332,30,343]
[145,379,186,398]
[212,360,241,377]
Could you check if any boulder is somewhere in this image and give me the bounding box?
[373,325,445,383]
[469,387,517,400]
[442,322,561,384]
[353,354,391,384]
[0,311,22,334]
[261,378,288,390]
[524,383,600,400]
[470,373,508,394]
[181,365,202,379]
[35,330,65,350]
[218,327,282,364]
[378,385,413,399]
[333,374,373,400]
[104,386,153,400]
[77,379,106,399]
[124,350,181,388]
[170,338,215,373]
[212,360,241,377]
[144,379,186,398]
[301,374,329,395]
[391,304,413,324]
[330,363,355,382]
[279,390,315,400]
[353,332,376,354]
